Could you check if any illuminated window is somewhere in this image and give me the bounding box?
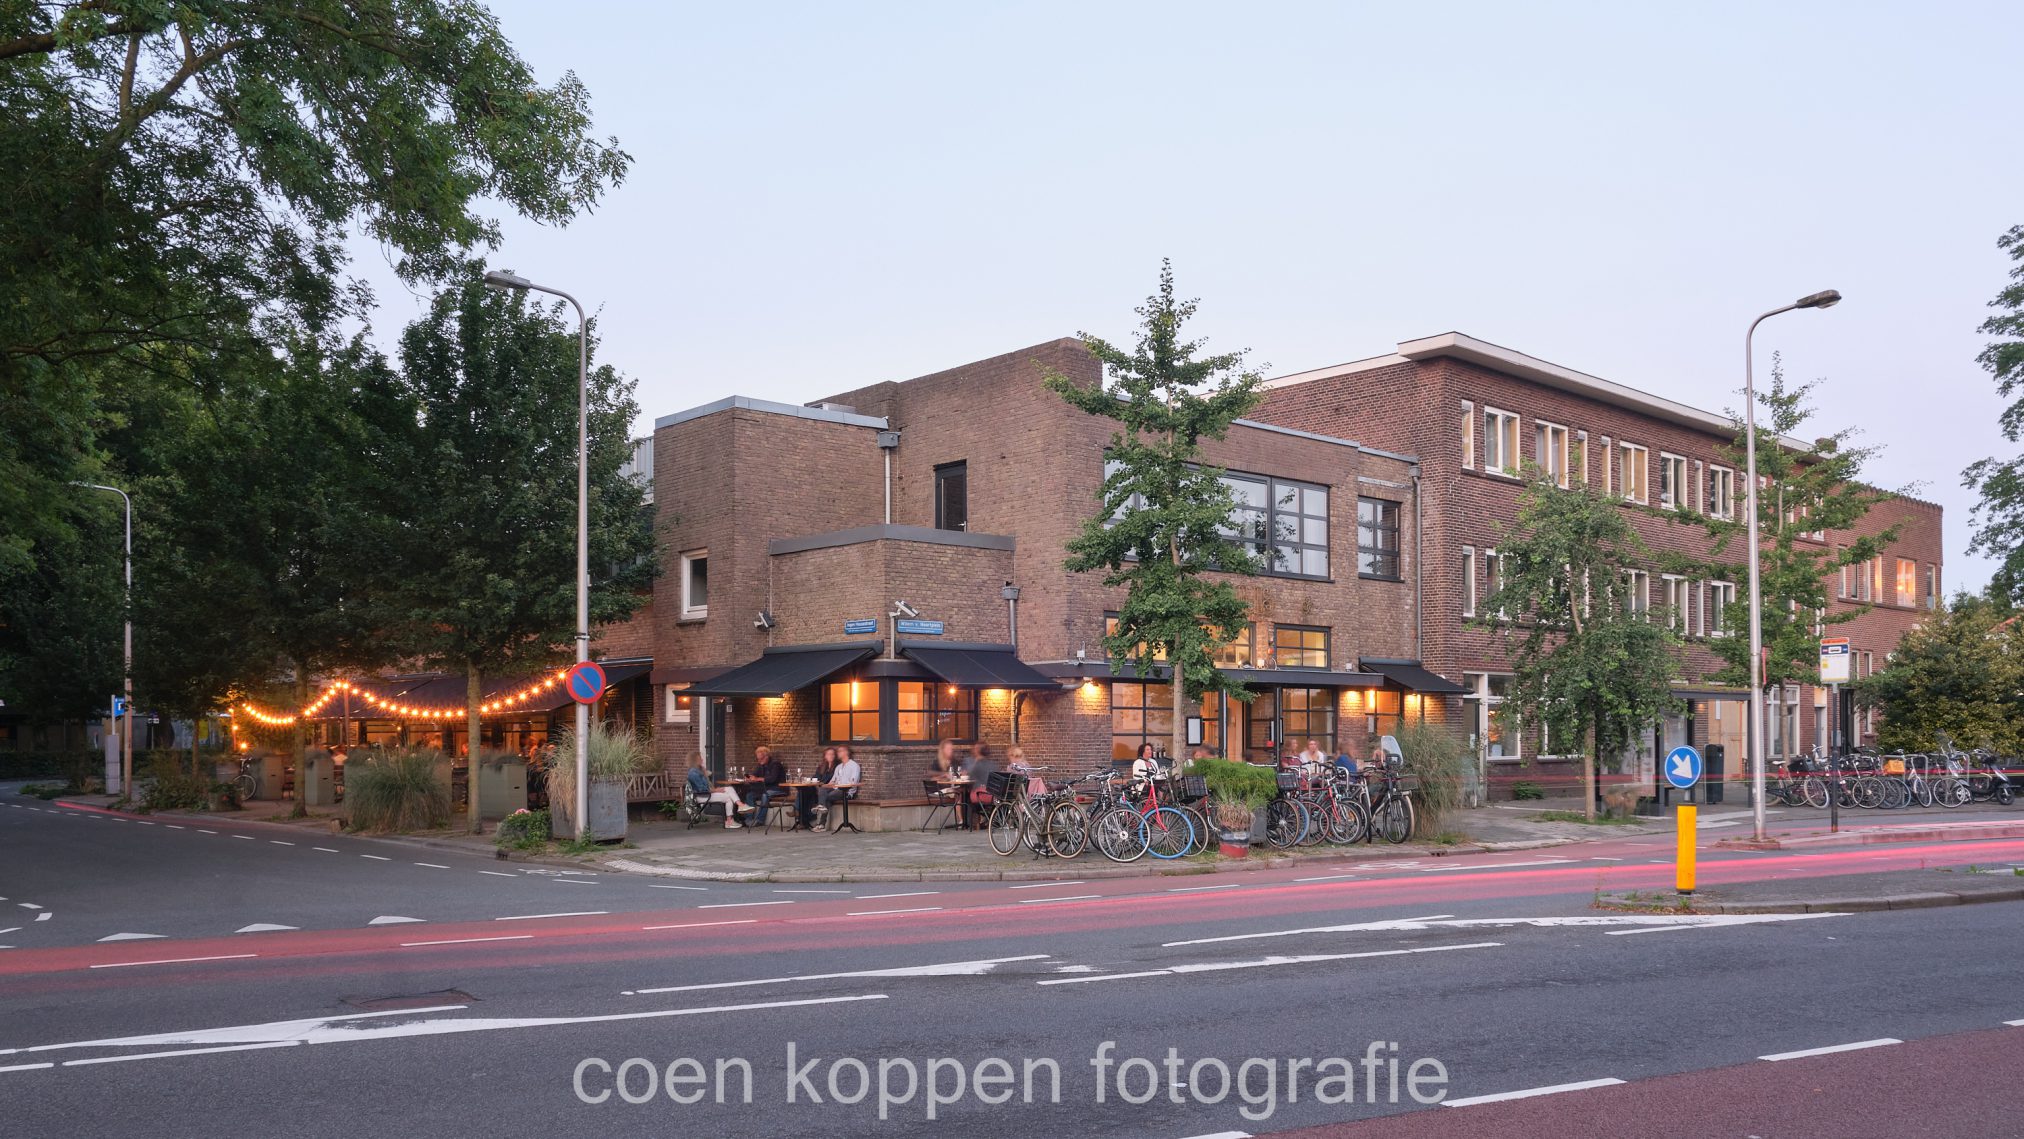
[821,678,880,743]
[895,682,977,743]
[1270,625,1330,669]
[1895,557,1918,607]
[1212,623,1257,668]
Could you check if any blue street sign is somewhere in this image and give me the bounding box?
[895,619,945,636]
[111,697,127,717]
[843,619,878,635]
[564,661,607,705]
[1664,745,1703,790]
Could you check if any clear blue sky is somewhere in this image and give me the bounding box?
[349,1,2022,591]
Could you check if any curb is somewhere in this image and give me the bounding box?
[1598,884,2024,915]
[1715,820,2024,851]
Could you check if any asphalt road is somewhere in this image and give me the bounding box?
[5,789,2024,1138]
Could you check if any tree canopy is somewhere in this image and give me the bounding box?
[1855,590,2024,755]
[1965,224,2024,600]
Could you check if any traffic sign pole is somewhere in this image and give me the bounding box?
[1676,804,1697,895]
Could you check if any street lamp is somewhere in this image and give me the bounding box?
[483,268,592,841]
[1745,288,1841,843]
[71,482,133,798]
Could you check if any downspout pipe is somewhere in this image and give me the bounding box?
[1411,465,1423,660]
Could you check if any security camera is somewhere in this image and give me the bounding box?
[891,600,919,619]
[753,610,776,631]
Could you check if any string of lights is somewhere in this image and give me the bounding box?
[234,669,573,724]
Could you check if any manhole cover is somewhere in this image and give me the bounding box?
[343,988,476,1012]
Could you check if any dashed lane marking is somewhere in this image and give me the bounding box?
[270,841,295,846]
[1037,942,1502,986]
[1294,873,1360,882]
[89,953,258,970]
[496,912,607,921]
[313,848,340,853]
[1007,881,1083,889]
[414,863,450,870]
[1169,884,1241,893]
[479,870,517,877]
[400,935,532,948]
[696,901,794,910]
[648,884,708,891]
[1443,1077,1625,1108]
[360,855,392,861]
[640,920,756,931]
[855,891,938,900]
[1018,895,1101,904]
[847,907,943,917]
[1760,1038,1901,1062]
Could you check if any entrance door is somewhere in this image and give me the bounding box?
[704,698,728,779]
[1243,691,1279,763]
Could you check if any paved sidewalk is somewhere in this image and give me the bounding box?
[1600,865,2024,914]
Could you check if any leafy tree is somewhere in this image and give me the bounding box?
[1679,359,1897,692]
[1481,479,1682,818]
[1965,224,2024,600]
[1854,590,2024,754]
[379,282,654,831]
[1045,262,1263,761]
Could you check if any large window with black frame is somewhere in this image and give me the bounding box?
[1270,624,1330,669]
[1357,497,1402,579]
[896,681,977,742]
[934,461,968,532]
[1248,687,1335,759]
[1219,471,1329,579]
[1111,681,1219,762]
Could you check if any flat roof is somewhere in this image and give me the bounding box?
[654,394,888,432]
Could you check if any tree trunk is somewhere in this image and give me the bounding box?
[1171,669,1187,763]
[465,664,483,834]
[288,666,309,818]
[1584,712,1598,821]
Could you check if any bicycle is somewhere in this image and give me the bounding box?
[232,756,258,800]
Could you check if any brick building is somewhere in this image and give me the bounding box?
[634,338,1444,807]
[1254,332,1945,797]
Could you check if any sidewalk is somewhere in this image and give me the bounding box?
[1600,866,2024,915]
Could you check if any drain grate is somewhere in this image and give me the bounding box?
[343,988,475,1011]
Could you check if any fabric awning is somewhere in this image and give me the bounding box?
[1357,658,1468,695]
[683,646,875,697]
[901,646,1060,689]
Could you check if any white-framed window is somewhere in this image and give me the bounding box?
[1837,546,1851,599]
[1460,400,1475,469]
[1661,574,1689,633]
[1894,557,1918,608]
[1691,459,1704,514]
[1535,421,1570,487]
[1694,581,1708,637]
[1707,580,1736,636]
[1618,442,1649,503]
[1575,430,1590,485]
[1623,568,1649,620]
[1464,672,1520,760]
[1482,407,1521,476]
[679,549,709,619]
[1484,548,1511,618]
[1658,453,1687,510]
[1926,564,1940,610]
[1600,436,1613,495]
[663,683,693,724]
[1854,556,1872,602]
[1461,545,1476,618]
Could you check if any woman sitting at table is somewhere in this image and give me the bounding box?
[924,740,966,825]
[686,758,753,829]
[796,747,838,827]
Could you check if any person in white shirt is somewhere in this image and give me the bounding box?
[815,745,861,830]
[1297,738,1330,781]
[1131,741,1164,781]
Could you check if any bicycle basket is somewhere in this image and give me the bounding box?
[1178,775,1209,802]
[985,770,1020,798]
[1275,771,1302,792]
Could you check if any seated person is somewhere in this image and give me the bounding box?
[815,746,861,830]
[797,748,838,826]
[743,746,786,823]
[964,750,999,830]
[686,758,752,829]
[1131,742,1164,780]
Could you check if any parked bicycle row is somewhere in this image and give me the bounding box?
[1765,745,2018,810]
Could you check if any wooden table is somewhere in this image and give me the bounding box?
[781,780,822,831]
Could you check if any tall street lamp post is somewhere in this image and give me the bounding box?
[482,269,592,840]
[1745,289,1841,843]
[72,482,133,796]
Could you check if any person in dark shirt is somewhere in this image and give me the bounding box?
[797,748,838,828]
[742,746,786,824]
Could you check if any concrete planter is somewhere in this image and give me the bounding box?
[553,780,628,842]
[473,757,528,820]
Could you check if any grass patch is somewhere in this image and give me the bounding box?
[344,747,452,832]
[1429,830,1471,845]
[1534,810,1641,825]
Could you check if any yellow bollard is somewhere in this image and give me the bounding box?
[1676,804,1697,896]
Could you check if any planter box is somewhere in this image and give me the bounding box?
[553,780,628,841]
[473,757,528,820]
[299,754,337,808]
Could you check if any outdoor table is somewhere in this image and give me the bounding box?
[782,780,822,831]
[922,778,972,831]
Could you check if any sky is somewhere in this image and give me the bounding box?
[345,1,2023,591]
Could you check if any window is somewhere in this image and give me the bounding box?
[1618,443,1648,503]
[1277,688,1335,756]
[821,678,880,743]
[1482,408,1520,476]
[1600,436,1613,495]
[1871,558,1885,602]
[1895,557,1917,607]
[1837,546,1851,599]
[1854,557,1871,602]
[1461,545,1477,618]
[1535,422,1570,487]
[1707,581,1736,636]
[1270,625,1330,669]
[1103,614,1167,664]
[1662,575,1689,633]
[679,550,709,619]
[896,681,977,743]
[1658,453,1687,510]
[1575,431,1590,484]
[934,461,968,532]
[1112,681,1170,761]
[1357,497,1402,579]
[1465,673,1519,759]
[1212,622,1257,668]
[1926,564,1939,610]
[1460,400,1475,469]
[1623,569,1649,619]
[1221,472,1329,578]
[1483,549,1510,618]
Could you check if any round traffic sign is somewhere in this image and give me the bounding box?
[1664,745,1703,790]
[564,661,607,705]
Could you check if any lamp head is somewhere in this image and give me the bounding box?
[483,269,532,292]
[1796,289,1841,310]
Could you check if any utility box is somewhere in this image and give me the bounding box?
[251,754,290,800]
[299,750,337,808]
[474,755,528,819]
[1704,744,1726,805]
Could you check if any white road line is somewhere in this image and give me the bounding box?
[0,927,18,935]
[1760,1038,1902,1062]
[34,914,50,922]
[90,954,258,970]
[367,916,424,925]
[1294,873,1361,882]
[135,821,154,826]
[1007,881,1083,889]
[696,901,795,910]
[479,870,517,877]
[1443,1077,1625,1108]
[1175,1132,1252,1139]
[64,1041,302,1066]
[18,903,41,910]
[1169,884,1241,893]
[773,889,850,895]
[270,841,295,846]
[232,835,254,841]
[1019,895,1101,904]
[0,1062,55,1072]
[400,935,533,948]
[856,891,938,900]
[414,863,450,869]
[848,907,943,917]
[2004,1019,2024,1027]
[165,825,185,830]
[360,854,392,861]
[1037,942,1501,986]
[496,912,607,921]
[1605,925,1704,936]
[313,847,340,853]
[198,829,217,834]
[1590,856,1625,861]
[640,920,756,931]
[633,954,1048,995]
[1417,859,1576,873]
[648,884,708,891]
[552,878,597,884]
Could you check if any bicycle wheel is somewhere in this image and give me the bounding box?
[1915,779,1936,809]
[1145,806,1194,859]
[1176,804,1214,854]
[1881,778,1908,810]
[1801,776,1829,809]
[1045,801,1089,859]
[1092,808,1149,863]
[1264,799,1303,850]
[1331,798,1369,844]
[987,802,1023,855]
[1852,777,1883,809]
[1377,797,1412,844]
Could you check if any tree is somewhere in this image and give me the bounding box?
[1681,359,1897,694]
[379,282,654,832]
[1965,224,2024,601]
[1481,479,1682,818]
[1045,262,1264,762]
[1854,590,2024,754]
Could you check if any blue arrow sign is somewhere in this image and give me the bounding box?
[1664,745,1702,790]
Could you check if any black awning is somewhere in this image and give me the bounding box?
[1222,666,1385,689]
[902,646,1060,690]
[595,661,651,686]
[1357,658,1468,695]
[683,646,874,697]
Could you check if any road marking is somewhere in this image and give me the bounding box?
[496,912,607,921]
[18,903,41,910]
[1007,881,1083,889]
[1037,942,1501,986]
[1169,884,1241,893]
[233,924,298,933]
[63,1041,303,1066]
[90,954,259,970]
[270,840,294,846]
[2005,1019,2024,1027]
[552,878,597,884]
[97,932,165,942]
[400,935,533,948]
[1294,873,1361,882]
[1417,858,1576,873]
[232,835,254,841]
[198,829,217,834]
[856,891,938,899]
[1590,856,1625,861]
[360,855,392,861]
[0,928,16,935]
[1175,1132,1252,1139]
[1018,895,1101,904]
[1443,1077,1625,1107]
[848,907,943,917]
[414,863,450,869]
[0,1062,55,1072]
[647,884,708,891]
[696,900,795,909]
[632,954,1048,996]
[135,821,154,826]
[165,825,185,830]
[1164,912,1841,948]
[34,914,50,922]
[773,889,850,895]
[367,916,424,925]
[1760,1038,1902,1062]
[313,848,340,853]
[640,920,757,931]
[479,870,517,877]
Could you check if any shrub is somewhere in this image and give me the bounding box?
[345,747,452,832]
[1393,722,1472,831]
[1191,756,1278,831]
[21,782,66,800]
[141,770,211,811]
[546,722,655,820]
[495,808,551,851]
[1512,780,1546,801]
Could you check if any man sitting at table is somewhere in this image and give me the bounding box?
[742,746,786,825]
[813,746,861,831]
